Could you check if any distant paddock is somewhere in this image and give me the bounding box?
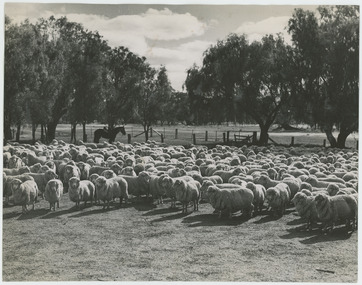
[9,123,359,149]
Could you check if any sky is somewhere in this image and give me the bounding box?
[2,1,352,91]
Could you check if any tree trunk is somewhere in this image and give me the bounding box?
[144,125,149,142]
[32,123,37,144]
[258,124,270,146]
[82,122,87,142]
[46,122,57,143]
[4,120,12,141]
[41,125,45,143]
[324,127,337,148]
[336,127,351,149]
[15,124,21,142]
[70,124,77,144]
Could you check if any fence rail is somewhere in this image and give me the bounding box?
[12,124,359,149]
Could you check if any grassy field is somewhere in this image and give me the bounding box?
[14,123,359,148]
[3,194,358,282]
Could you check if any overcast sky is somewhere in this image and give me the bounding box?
[2,1,337,91]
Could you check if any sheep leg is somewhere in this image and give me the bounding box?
[84,201,87,209]
[57,201,59,209]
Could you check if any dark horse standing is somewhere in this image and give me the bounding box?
[93,126,126,143]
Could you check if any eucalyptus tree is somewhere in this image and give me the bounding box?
[103,46,146,128]
[193,33,295,145]
[288,5,359,148]
[133,65,173,141]
[34,16,88,142]
[4,17,42,141]
[68,30,110,142]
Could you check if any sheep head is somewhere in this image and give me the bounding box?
[103,170,116,179]
[89,173,100,184]
[139,171,151,184]
[95,176,107,190]
[45,170,58,181]
[10,179,22,192]
[69,177,80,190]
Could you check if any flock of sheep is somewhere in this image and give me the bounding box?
[3,138,359,233]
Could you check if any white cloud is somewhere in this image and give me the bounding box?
[147,40,214,91]
[235,16,292,44]
[5,6,212,91]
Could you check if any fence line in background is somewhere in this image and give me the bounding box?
[16,124,359,149]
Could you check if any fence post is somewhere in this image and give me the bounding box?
[205,131,208,142]
[223,133,226,143]
[192,133,196,145]
[227,131,230,142]
[175,129,178,139]
[323,139,326,147]
[215,131,218,142]
[150,127,153,137]
[234,134,237,142]
[127,134,131,144]
[357,140,359,150]
[291,137,295,146]
[161,134,164,143]
[163,127,165,138]
[252,131,257,144]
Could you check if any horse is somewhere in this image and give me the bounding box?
[93,126,126,143]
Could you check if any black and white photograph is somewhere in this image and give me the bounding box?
[2,0,359,283]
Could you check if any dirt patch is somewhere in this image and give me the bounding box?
[2,195,358,282]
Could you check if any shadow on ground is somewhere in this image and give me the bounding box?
[182,213,251,227]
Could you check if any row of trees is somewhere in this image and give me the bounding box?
[5,15,190,143]
[184,6,359,148]
[5,6,359,148]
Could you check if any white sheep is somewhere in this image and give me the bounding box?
[206,185,254,218]
[120,166,137,177]
[213,167,244,183]
[44,179,64,211]
[245,182,266,214]
[28,170,58,197]
[120,171,151,198]
[306,176,345,189]
[95,176,128,209]
[3,173,34,205]
[77,161,91,180]
[8,155,24,169]
[314,193,358,232]
[3,166,30,176]
[291,192,319,230]
[68,177,95,209]
[101,169,116,179]
[63,164,81,191]
[173,179,200,214]
[265,183,291,217]
[10,179,38,213]
[149,174,168,204]
[29,163,42,173]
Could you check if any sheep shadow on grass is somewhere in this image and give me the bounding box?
[279,225,321,240]
[68,205,121,218]
[142,206,180,216]
[40,205,79,219]
[3,211,22,220]
[17,208,49,220]
[150,211,191,223]
[299,227,355,245]
[182,213,251,227]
